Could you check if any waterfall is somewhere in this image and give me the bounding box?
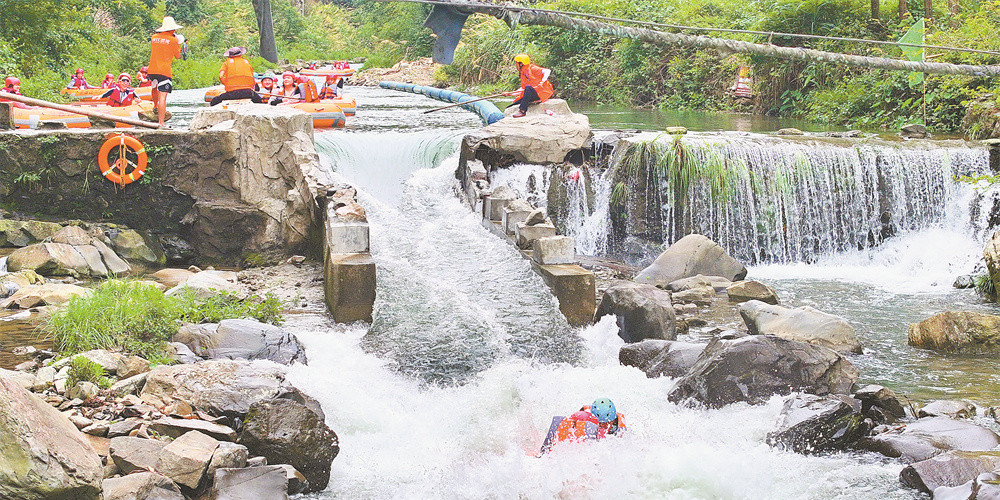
[0,256,6,275]
[559,133,990,264]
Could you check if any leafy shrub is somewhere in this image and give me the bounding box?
[67,356,113,389]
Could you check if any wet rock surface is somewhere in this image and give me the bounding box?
[635,234,747,288]
[767,394,868,453]
[739,300,862,354]
[595,280,677,343]
[859,416,1000,463]
[908,311,1000,353]
[619,339,705,378]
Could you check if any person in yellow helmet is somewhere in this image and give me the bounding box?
[503,53,554,118]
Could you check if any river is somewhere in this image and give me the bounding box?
[247,86,983,498]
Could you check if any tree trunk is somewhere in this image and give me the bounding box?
[899,0,908,18]
[924,0,933,20]
[871,0,880,19]
[252,0,279,63]
[947,0,959,26]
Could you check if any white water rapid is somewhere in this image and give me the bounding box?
[285,88,925,499]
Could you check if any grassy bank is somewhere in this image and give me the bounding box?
[46,279,282,358]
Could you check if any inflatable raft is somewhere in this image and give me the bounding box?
[219,100,346,129]
[60,86,153,102]
[12,100,155,129]
[300,67,355,79]
[205,86,355,117]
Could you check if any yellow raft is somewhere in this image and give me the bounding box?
[12,100,155,129]
[60,86,153,102]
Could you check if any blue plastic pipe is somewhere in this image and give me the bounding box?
[379,81,505,125]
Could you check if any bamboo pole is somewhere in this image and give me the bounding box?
[0,92,162,129]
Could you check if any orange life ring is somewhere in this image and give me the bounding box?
[97,133,147,185]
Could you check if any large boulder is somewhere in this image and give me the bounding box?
[165,271,246,300]
[462,99,591,165]
[203,319,307,365]
[102,472,184,500]
[0,219,62,247]
[109,436,168,474]
[594,281,676,343]
[0,283,92,309]
[931,471,1000,499]
[0,378,102,499]
[239,398,339,493]
[919,400,976,419]
[726,280,779,304]
[900,451,1000,494]
[739,300,862,354]
[908,311,1000,353]
[667,335,859,408]
[140,360,300,418]
[6,228,130,278]
[155,430,219,490]
[766,394,868,453]
[105,228,164,265]
[634,234,747,288]
[859,416,1000,463]
[150,268,196,289]
[212,466,289,500]
[619,339,705,378]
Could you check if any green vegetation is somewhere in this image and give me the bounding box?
[67,357,113,389]
[45,279,283,358]
[975,273,996,298]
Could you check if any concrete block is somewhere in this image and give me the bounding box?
[502,207,531,235]
[484,196,512,221]
[532,236,576,265]
[324,251,376,323]
[0,102,12,129]
[537,264,596,327]
[326,221,369,254]
[515,222,557,249]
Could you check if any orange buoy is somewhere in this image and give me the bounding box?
[97,133,147,186]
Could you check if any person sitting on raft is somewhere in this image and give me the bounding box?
[100,73,141,107]
[100,73,115,89]
[2,77,21,95]
[137,66,151,87]
[538,398,625,455]
[210,47,261,106]
[503,53,554,118]
[66,68,96,90]
[255,72,278,103]
[269,71,298,105]
[318,74,344,99]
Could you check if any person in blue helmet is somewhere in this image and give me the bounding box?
[539,398,626,455]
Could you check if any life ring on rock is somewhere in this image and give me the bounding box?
[97,133,147,186]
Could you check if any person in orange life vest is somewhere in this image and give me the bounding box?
[308,61,319,70]
[100,73,115,89]
[66,69,96,90]
[502,53,554,118]
[538,398,625,455]
[100,73,141,107]
[255,72,279,104]
[318,74,344,99]
[148,16,183,126]
[137,66,151,87]
[0,77,32,109]
[210,47,262,106]
[269,71,298,105]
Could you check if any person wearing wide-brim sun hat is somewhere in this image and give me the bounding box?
[147,16,184,126]
[210,47,262,106]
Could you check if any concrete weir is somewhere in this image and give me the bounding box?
[0,103,375,323]
[457,100,596,326]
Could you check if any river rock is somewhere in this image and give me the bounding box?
[667,335,859,408]
[932,472,1000,500]
[900,450,1000,494]
[102,471,184,500]
[726,280,779,304]
[0,269,44,288]
[107,419,144,438]
[105,228,163,265]
[854,384,907,420]
[594,281,676,343]
[860,416,1000,463]
[0,219,62,247]
[985,231,1000,296]
[670,285,716,305]
[151,268,197,289]
[208,441,250,476]
[0,283,92,309]
[239,398,339,493]
[149,416,238,441]
[172,323,216,355]
[140,359,299,418]
[67,381,99,401]
[6,242,122,277]
[766,394,868,453]
[205,319,307,365]
[165,271,247,300]
[155,430,219,489]
[160,236,196,265]
[0,378,102,499]
[777,128,804,136]
[52,349,122,373]
[666,274,732,292]
[212,466,289,500]
[109,436,167,473]
[462,99,592,165]
[619,339,705,378]
[0,368,36,390]
[919,400,976,419]
[116,355,150,379]
[908,311,1000,353]
[900,123,929,139]
[739,300,862,354]
[525,208,547,226]
[634,234,747,288]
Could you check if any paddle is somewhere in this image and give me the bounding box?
[422,93,507,114]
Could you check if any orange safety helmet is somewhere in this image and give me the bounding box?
[76,68,85,74]
[513,53,531,65]
[118,72,131,83]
